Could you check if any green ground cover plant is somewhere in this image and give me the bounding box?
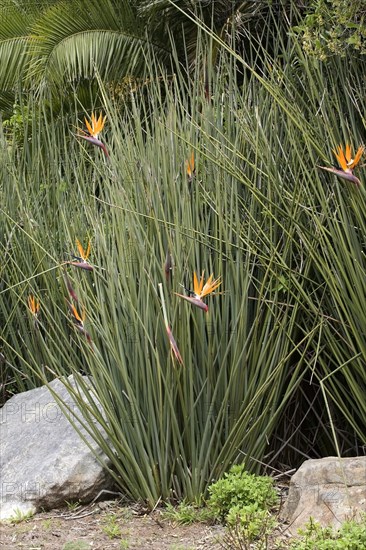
[207,465,278,544]
[289,516,366,549]
[207,465,277,521]
[164,466,279,547]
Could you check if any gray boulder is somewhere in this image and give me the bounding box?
[0,375,114,520]
[281,456,366,532]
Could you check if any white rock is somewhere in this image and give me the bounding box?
[0,375,114,520]
[281,456,366,533]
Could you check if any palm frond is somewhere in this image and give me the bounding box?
[26,0,170,93]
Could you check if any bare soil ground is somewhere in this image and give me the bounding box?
[0,501,227,550]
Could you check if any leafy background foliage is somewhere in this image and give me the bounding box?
[296,0,366,58]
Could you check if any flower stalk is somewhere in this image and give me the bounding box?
[158,282,183,365]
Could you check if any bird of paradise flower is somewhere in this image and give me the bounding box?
[67,300,92,345]
[175,271,222,313]
[67,239,93,271]
[75,112,108,158]
[319,144,364,187]
[186,151,195,181]
[28,294,40,330]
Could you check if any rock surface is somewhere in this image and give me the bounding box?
[281,456,366,532]
[0,375,114,520]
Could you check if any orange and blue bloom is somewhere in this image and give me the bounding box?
[67,239,93,271]
[67,301,92,345]
[319,144,364,186]
[186,151,195,181]
[76,112,108,158]
[28,294,40,329]
[175,271,221,313]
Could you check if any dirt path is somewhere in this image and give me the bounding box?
[0,501,226,550]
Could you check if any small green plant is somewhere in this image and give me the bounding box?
[117,507,133,522]
[207,465,279,547]
[220,515,276,550]
[42,518,53,529]
[163,500,216,525]
[8,507,35,523]
[119,539,130,549]
[65,500,81,512]
[102,513,122,539]
[207,465,278,521]
[289,515,366,550]
[226,505,276,538]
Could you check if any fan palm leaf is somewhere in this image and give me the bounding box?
[27,0,170,91]
[0,9,32,98]
[0,0,170,106]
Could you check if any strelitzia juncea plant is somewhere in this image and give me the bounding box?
[2,24,366,507]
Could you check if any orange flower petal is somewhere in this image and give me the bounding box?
[84,118,94,136]
[28,295,40,315]
[186,151,195,179]
[349,145,364,169]
[333,145,348,171]
[345,144,352,163]
[332,144,363,172]
[85,239,91,260]
[200,274,222,298]
[193,271,204,296]
[76,238,84,259]
[84,112,106,138]
[75,238,90,261]
[70,303,85,324]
